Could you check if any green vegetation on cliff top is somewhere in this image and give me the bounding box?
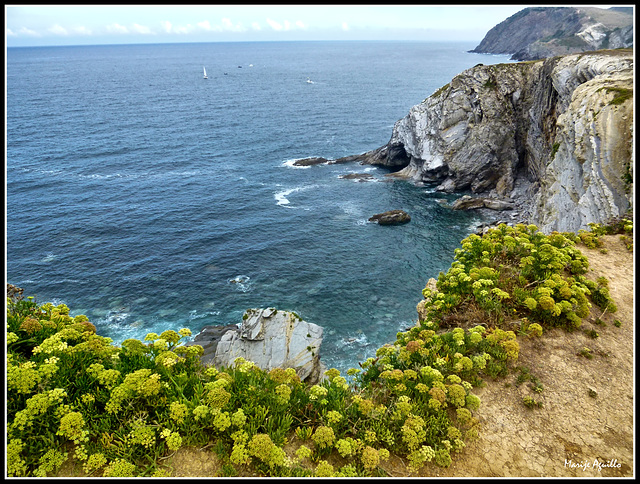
[5,218,632,477]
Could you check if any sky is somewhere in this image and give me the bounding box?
[5,4,629,47]
[5,4,541,47]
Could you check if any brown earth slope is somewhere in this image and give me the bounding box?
[414,234,635,478]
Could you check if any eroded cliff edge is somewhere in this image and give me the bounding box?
[342,49,633,233]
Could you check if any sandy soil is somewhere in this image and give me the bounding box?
[412,234,635,478]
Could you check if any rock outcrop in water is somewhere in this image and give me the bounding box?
[345,49,633,233]
[190,308,325,384]
[369,210,411,225]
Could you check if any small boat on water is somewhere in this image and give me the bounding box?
[306,77,314,84]
[203,66,208,79]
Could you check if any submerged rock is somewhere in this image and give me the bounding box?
[193,308,325,384]
[369,210,411,225]
[292,157,330,167]
[339,173,375,182]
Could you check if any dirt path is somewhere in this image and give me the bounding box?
[411,235,635,477]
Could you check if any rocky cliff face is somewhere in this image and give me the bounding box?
[349,49,633,233]
[470,7,633,61]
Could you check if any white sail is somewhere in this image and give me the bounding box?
[203,67,208,79]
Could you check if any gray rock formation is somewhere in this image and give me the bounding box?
[348,49,633,233]
[369,210,411,225]
[470,7,633,61]
[452,195,514,211]
[292,157,330,167]
[196,308,325,384]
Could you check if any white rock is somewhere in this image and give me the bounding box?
[212,308,324,383]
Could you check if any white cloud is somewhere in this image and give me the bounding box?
[174,24,194,35]
[6,28,16,36]
[48,24,68,36]
[283,20,291,31]
[18,26,41,37]
[161,20,172,33]
[295,20,307,30]
[106,23,129,34]
[251,22,261,31]
[342,22,349,31]
[72,26,93,36]
[197,20,212,31]
[266,18,282,31]
[132,23,153,35]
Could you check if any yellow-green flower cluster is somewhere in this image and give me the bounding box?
[105,369,163,413]
[57,411,89,444]
[247,433,286,468]
[10,389,67,432]
[275,383,292,404]
[83,453,107,475]
[407,445,436,471]
[7,439,28,477]
[126,425,156,449]
[87,363,121,388]
[34,448,67,477]
[309,384,328,402]
[311,425,335,449]
[102,458,137,477]
[7,360,41,394]
[160,429,183,451]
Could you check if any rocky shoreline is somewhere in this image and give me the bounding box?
[296,50,632,234]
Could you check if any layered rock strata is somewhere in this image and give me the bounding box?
[189,308,325,384]
[343,50,633,233]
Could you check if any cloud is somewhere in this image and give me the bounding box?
[106,23,129,34]
[132,23,153,35]
[221,18,246,32]
[266,18,307,32]
[72,26,93,36]
[48,24,68,36]
[251,22,261,31]
[6,28,16,36]
[174,24,194,35]
[161,20,172,33]
[342,22,349,31]
[18,26,42,37]
[266,18,282,31]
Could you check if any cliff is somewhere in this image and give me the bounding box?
[343,49,633,233]
[470,7,633,61]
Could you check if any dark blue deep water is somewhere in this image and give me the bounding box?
[6,41,512,371]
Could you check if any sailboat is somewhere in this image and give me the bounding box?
[203,67,208,79]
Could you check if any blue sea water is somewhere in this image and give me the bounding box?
[6,41,512,372]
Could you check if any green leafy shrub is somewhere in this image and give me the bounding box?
[5,222,621,477]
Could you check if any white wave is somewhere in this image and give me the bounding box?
[229,275,252,292]
[101,310,129,326]
[41,253,57,263]
[274,184,318,209]
[188,309,221,321]
[341,332,369,348]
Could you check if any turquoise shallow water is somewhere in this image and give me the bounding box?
[6,41,512,371]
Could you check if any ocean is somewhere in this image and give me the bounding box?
[6,41,512,372]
